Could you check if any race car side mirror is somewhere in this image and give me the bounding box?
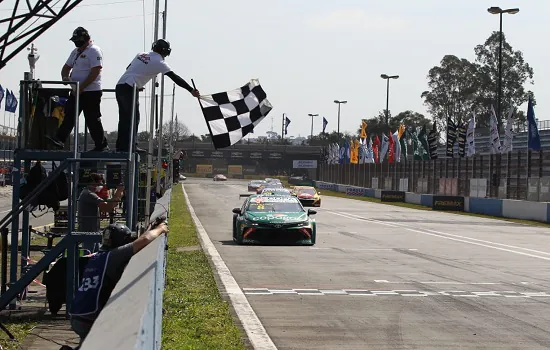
[232,208,241,214]
[307,209,317,215]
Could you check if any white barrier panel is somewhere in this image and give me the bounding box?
[470,178,488,198]
[372,177,378,189]
[82,189,171,350]
[405,192,422,205]
[375,189,382,199]
[399,178,409,192]
[337,184,347,193]
[502,199,548,222]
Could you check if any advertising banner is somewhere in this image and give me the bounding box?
[228,165,243,175]
[292,160,318,169]
[380,191,405,202]
[196,164,213,174]
[432,196,465,211]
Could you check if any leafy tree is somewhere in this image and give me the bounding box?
[309,131,353,146]
[160,120,190,143]
[357,110,432,138]
[421,55,479,131]
[474,31,534,130]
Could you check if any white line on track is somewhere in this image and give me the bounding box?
[327,211,550,261]
[182,184,277,350]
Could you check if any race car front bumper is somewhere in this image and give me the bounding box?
[240,223,313,245]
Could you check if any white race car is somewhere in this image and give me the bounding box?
[213,174,227,181]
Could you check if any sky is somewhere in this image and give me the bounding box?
[0,0,547,140]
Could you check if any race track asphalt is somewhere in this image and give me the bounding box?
[184,178,550,350]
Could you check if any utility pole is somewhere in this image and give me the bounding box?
[145,0,160,226]
[155,3,168,194]
[308,113,319,142]
[380,74,399,133]
[333,100,347,142]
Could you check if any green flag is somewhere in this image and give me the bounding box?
[417,125,430,160]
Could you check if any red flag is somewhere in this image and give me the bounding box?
[388,131,395,163]
[373,136,380,163]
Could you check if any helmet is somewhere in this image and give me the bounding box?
[152,39,171,57]
[69,27,90,42]
[101,223,135,250]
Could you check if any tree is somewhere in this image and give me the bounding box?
[161,120,190,143]
[200,134,211,142]
[357,110,431,138]
[137,131,151,142]
[421,55,479,131]
[474,31,534,130]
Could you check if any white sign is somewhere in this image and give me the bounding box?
[292,160,317,169]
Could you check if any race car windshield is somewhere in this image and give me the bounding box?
[298,189,317,195]
[247,202,303,212]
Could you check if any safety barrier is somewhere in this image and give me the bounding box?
[81,188,171,350]
[314,181,550,223]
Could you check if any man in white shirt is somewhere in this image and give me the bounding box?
[114,39,200,153]
[47,27,109,152]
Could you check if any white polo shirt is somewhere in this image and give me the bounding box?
[117,51,172,89]
[66,42,103,92]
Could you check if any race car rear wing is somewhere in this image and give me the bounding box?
[239,194,251,198]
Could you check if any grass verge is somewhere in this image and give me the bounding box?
[317,186,550,228]
[162,185,247,350]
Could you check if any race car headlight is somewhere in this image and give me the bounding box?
[295,220,310,227]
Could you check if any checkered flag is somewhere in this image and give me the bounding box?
[199,79,273,149]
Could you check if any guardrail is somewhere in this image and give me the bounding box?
[81,188,171,350]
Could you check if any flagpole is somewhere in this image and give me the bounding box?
[144,0,160,226]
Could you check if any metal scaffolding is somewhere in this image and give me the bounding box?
[0,0,84,70]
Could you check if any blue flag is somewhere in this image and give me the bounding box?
[527,97,541,151]
[284,116,291,135]
[322,117,328,133]
[9,90,18,113]
[0,85,4,107]
[4,89,11,111]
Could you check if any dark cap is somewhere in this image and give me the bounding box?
[70,27,90,41]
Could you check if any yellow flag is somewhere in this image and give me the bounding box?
[398,124,405,140]
[351,139,360,164]
[360,120,368,139]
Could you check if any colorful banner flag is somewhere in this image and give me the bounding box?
[457,121,467,157]
[466,112,476,157]
[360,120,367,139]
[527,97,541,151]
[446,116,457,157]
[501,108,514,153]
[418,125,431,160]
[489,105,502,154]
[322,117,328,133]
[427,122,439,159]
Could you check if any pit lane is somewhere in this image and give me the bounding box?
[184,178,550,349]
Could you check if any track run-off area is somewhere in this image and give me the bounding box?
[183,178,550,350]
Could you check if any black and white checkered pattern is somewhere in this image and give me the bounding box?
[199,79,272,149]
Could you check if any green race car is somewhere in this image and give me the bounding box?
[232,194,317,245]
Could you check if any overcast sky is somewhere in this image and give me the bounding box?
[0,0,546,139]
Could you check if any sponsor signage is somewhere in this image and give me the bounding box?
[243,165,256,175]
[191,150,206,158]
[250,152,263,160]
[213,166,227,174]
[106,164,124,187]
[381,190,405,202]
[228,165,243,175]
[211,151,224,158]
[231,151,245,159]
[316,182,337,192]
[196,164,212,174]
[268,152,282,159]
[292,160,318,169]
[346,186,366,196]
[432,196,464,211]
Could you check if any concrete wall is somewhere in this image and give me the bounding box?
[314,181,550,223]
[81,189,172,350]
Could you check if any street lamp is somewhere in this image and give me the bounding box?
[487,6,519,128]
[333,100,347,141]
[380,74,399,132]
[308,113,319,141]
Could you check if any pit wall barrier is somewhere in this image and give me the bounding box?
[314,181,550,223]
[81,188,172,350]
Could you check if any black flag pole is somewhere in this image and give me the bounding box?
[191,79,217,150]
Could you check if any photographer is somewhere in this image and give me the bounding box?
[67,220,168,348]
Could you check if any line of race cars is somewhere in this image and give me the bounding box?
[232,178,322,246]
